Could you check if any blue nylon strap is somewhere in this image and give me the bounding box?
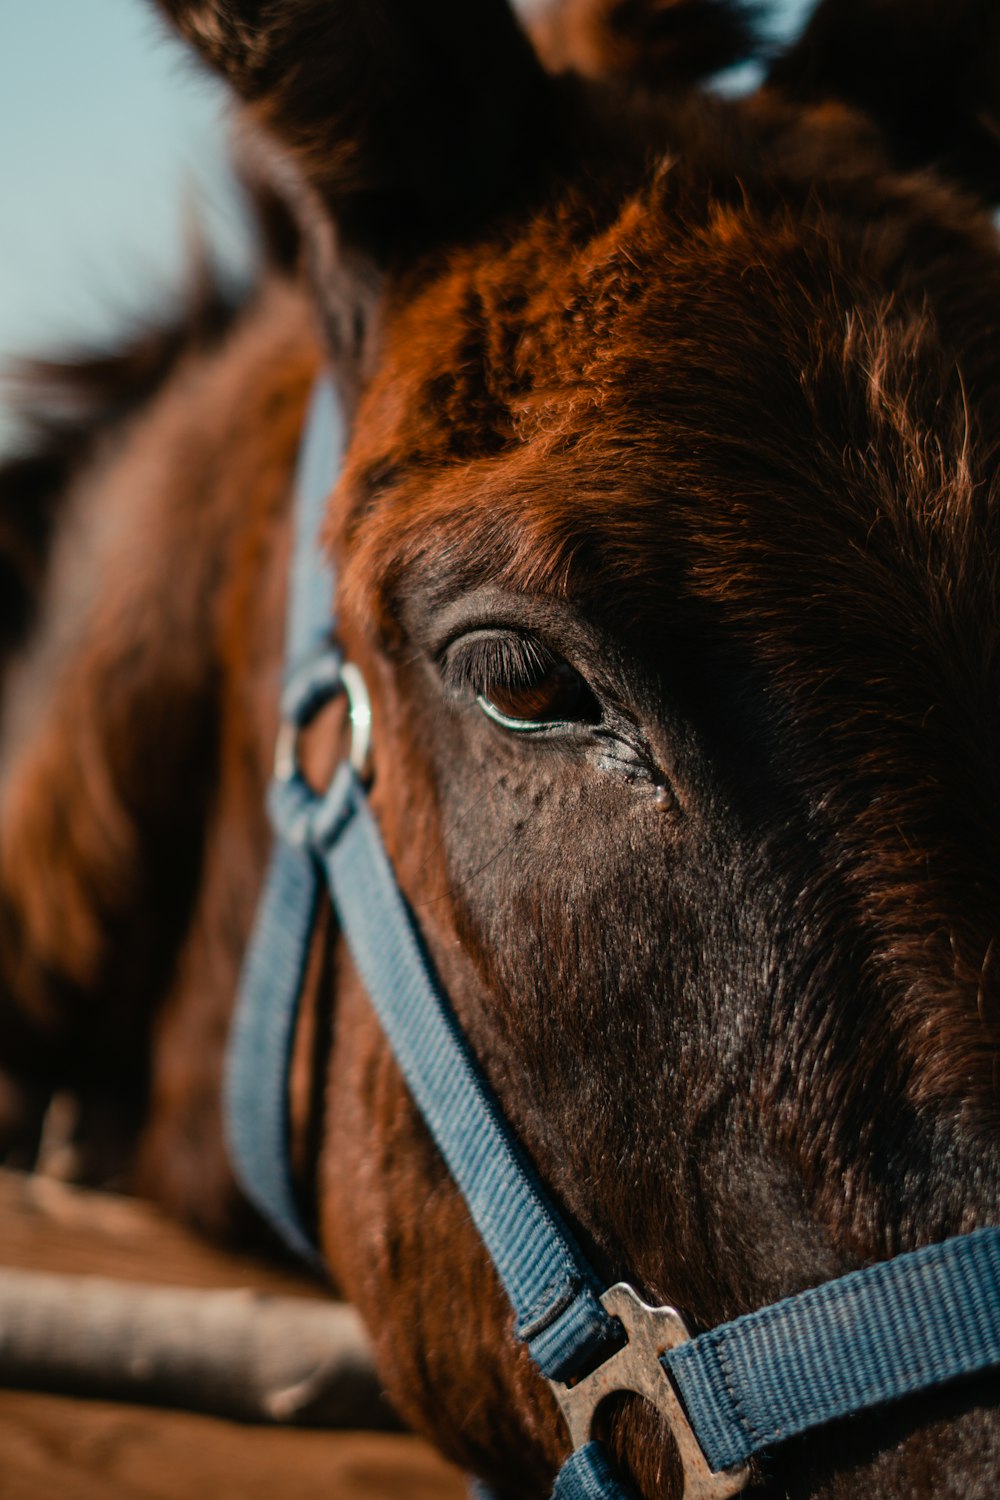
[664,1223,1000,1472]
[224,844,324,1267]
[550,1443,635,1500]
[224,377,344,1265]
[303,761,621,1383]
[285,378,340,657]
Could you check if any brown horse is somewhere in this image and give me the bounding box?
[2,0,1000,1494]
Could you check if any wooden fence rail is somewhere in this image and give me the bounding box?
[0,1268,396,1428]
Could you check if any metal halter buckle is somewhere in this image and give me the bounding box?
[274,658,373,785]
[550,1284,749,1500]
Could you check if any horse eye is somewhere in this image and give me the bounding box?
[478,659,589,729]
[443,631,597,731]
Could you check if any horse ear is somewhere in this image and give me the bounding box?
[768,0,1000,203]
[529,0,760,86]
[152,0,551,390]
[154,0,551,238]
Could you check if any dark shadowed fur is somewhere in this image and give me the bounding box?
[770,0,1000,198]
[2,1,1000,1495]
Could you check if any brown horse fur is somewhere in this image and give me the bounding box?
[3,0,1000,1493]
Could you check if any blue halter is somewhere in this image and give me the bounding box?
[226,377,1000,1499]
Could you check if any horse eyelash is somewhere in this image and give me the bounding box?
[442,631,557,700]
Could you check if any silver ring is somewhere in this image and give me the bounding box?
[273,659,373,786]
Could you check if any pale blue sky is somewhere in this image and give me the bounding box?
[0,1,241,360]
[0,0,812,445]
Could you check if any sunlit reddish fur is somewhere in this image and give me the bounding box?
[3,1,1000,1495]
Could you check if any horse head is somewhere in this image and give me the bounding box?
[90,0,1000,1491]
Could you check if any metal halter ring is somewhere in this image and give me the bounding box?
[550,1284,749,1500]
[274,658,373,786]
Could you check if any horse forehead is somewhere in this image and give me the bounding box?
[354,171,971,516]
[376,185,803,411]
[346,289,993,630]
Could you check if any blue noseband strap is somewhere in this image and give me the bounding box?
[227,377,1000,1497]
[666,1223,1000,1472]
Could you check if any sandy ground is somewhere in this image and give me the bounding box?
[0,1391,466,1500]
